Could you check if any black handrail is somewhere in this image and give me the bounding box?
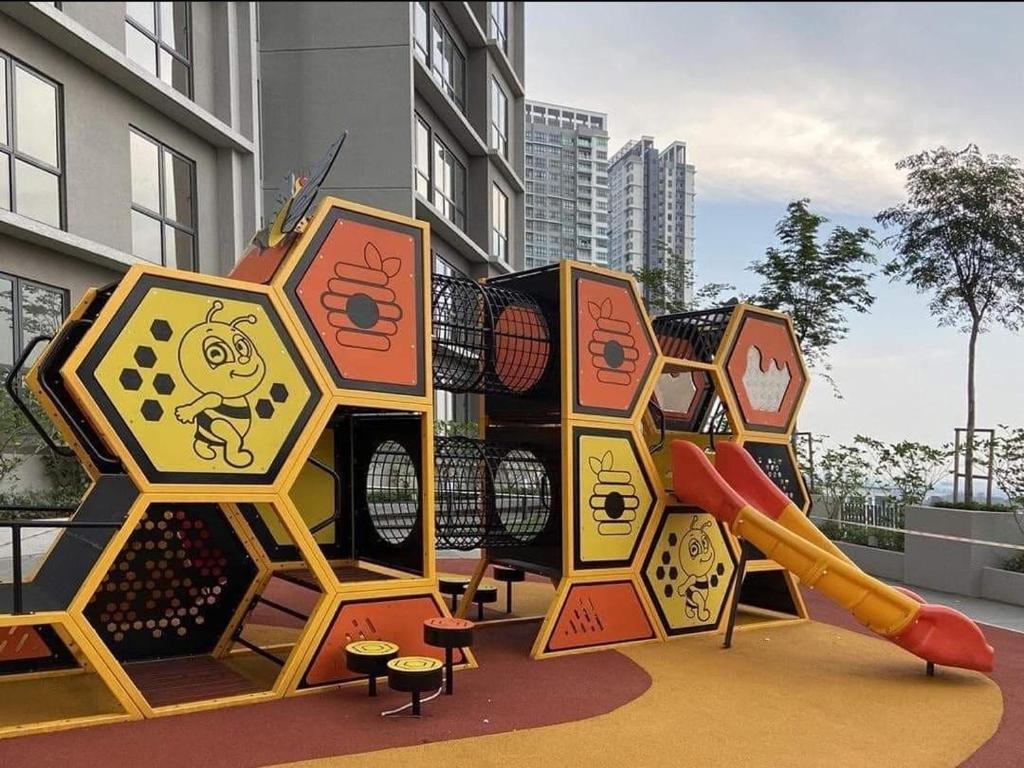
[307,456,343,536]
[2,518,122,615]
[4,334,73,457]
[37,319,122,468]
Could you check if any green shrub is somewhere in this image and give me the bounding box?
[1002,553,1024,573]
[932,499,1014,512]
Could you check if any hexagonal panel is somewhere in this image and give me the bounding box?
[573,426,657,569]
[723,308,807,434]
[572,267,657,419]
[742,440,810,513]
[642,506,737,636]
[68,270,323,487]
[279,202,428,397]
[83,503,258,661]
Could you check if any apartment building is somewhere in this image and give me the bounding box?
[523,100,608,269]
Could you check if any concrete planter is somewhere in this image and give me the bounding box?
[981,566,1024,607]
[904,505,1024,597]
[836,541,905,582]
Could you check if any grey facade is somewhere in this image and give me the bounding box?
[258,1,526,281]
[523,100,608,270]
[609,135,695,305]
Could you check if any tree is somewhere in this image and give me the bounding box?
[813,439,873,521]
[750,199,877,390]
[632,239,693,316]
[877,145,1024,502]
[854,435,951,508]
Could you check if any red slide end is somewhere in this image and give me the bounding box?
[713,441,791,521]
[890,603,995,672]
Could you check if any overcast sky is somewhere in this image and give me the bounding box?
[526,2,1024,448]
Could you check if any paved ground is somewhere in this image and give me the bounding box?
[884,581,1024,634]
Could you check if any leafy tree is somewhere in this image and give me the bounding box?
[877,145,1024,502]
[750,199,877,390]
[813,439,873,521]
[991,425,1024,546]
[854,435,951,507]
[632,239,692,316]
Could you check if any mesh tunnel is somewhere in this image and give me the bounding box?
[433,436,555,551]
[431,274,551,395]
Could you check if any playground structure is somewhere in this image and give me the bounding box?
[0,144,994,739]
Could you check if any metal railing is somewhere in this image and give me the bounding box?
[0,506,120,615]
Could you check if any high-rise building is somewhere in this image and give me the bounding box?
[259,2,526,281]
[608,135,695,306]
[0,3,525,441]
[523,100,608,269]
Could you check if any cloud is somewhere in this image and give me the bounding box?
[526,3,1024,214]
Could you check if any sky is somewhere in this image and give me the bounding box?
[526,2,1024,448]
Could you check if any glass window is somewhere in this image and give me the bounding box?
[0,272,67,373]
[413,1,429,63]
[492,184,508,262]
[489,2,508,50]
[0,55,63,228]
[125,2,192,97]
[130,129,196,269]
[414,114,431,198]
[432,136,466,230]
[430,14,465,110]
[490,77,508,158]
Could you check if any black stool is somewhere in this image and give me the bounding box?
[439,577,470,612]
[423,617,474,695]
[344,640,399,697]
[387,656,443,715]
[473,584,498,620]
[492,566,525,614]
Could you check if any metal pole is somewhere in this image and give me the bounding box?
[11,525,22,615]
[953,429,962,504]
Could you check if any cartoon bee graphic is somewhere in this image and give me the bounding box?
[676,516,726,622]
[173,300,266,468]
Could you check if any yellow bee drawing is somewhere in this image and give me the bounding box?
[174,300,266,468]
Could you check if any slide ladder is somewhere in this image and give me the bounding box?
[671,440,994,673]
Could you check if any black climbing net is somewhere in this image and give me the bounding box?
[434,436,554,551]
[431,274,551,395]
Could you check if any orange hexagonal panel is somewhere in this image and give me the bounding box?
[279,202,428,397]
[64,268,324,488]
[723,309,807,434]
[572,268,656,419]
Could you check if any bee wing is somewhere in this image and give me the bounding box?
[381,256,402,278]
[363,241,383,270]
[587,300,602,320]
[588,456,604,474]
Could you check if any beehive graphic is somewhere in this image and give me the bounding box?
[319,241,404,352]
[588,451,640,537]
[587,297,639,386]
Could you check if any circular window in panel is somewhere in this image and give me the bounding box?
[493,448,552,545]
[366,440,419,545]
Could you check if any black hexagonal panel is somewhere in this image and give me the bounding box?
[134,345,157,368]
[140,399,163,422]
[84,503,257,661]
[152,373,175,395]
[119,368,142,391]
[270,382,289,403]
[255,398,275,419]
[150,319,173,342]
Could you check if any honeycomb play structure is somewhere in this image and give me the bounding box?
[0,145,994,739]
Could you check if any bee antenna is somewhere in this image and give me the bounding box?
[231,314,258,329]
[206,300,224,323]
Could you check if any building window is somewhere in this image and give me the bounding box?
[130,129,196,269]
[413,1,429,63]
[125,2,192,97]
[491,184,508,262]
[431,13,465,110]
[0,272,68,373]
[490,78,508,158]
[432,136,466,230]
[414,113,431,198]
[488,2,508,50]
[0,54,63,229]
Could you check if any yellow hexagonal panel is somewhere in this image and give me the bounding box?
[65,269,323,489]
[642,507,737,636]
[573,426,656,569]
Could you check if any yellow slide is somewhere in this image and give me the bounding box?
[670,440,994,672]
